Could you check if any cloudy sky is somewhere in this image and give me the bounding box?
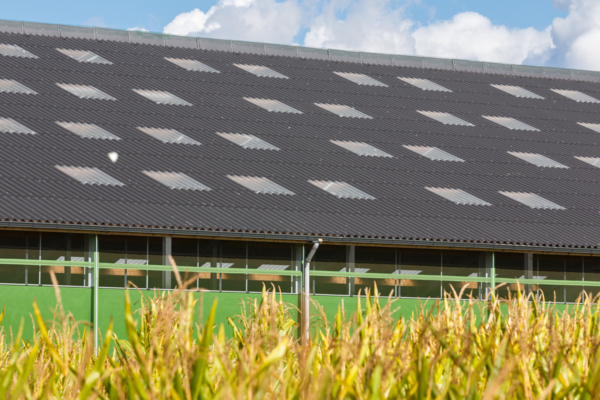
[4,0,600,70]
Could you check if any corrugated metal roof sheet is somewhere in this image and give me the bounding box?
[55,165,124,186]
[243,98,302,114]
[132,89,192,106]
[142,171,211,191]
[227,176,295,195]
[234,64,288,79]
[0,43,37,58]
[56,83,116,101]
[499,192,566,210]
[417,111,474,126]
[399,77,451,92]
[0,117,35,134]
[0,31,598,248]
[402,145,464,162]
[56,121,120,141]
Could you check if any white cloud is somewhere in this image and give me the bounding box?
[163,0,600,70]
[163,0,303,44]
[127,27,149,32]
[303,0,416,55]
[550,0,600,69]
[413,12,553,65]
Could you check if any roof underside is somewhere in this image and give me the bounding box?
[1,30,600,249]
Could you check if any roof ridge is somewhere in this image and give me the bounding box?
[0,18,598,83]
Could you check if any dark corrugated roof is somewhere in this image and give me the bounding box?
[0,31,599,248]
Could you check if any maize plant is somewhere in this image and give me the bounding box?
[2,281,600,398]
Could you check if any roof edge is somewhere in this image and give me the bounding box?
[0,19,599,83]
[1,220,598,255]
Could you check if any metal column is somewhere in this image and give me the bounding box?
[93,234,99,349]
[525,253,534,297]
[163,237,172,289]
[301,240,321,345]
[480,252,495,299]
[347,245,355,296]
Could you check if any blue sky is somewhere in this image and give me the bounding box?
[2,0,563,33]
[2,0,599,70]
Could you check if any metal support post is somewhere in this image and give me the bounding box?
[301,239,321,345]
[211,241,219,291]
[347,245,355,297]
[525,253,534,297]
[480,252,495,299]
[93,234,99,349]
[163,237,172,289]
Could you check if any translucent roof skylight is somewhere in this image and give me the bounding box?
[55,166,124,186]
[482,116,539,131]
[0,44,38,59]
[314,103,373,119]
[417,111,474,126]
[116,259,148,265]
[499,191,566,210]
[393,270,422,275]
[56,83,116,101]
[257,264,290,270]
[339,268,370,273]
[244,98,302,114]
[403,145,464,162]
[334,72,388,87]
[0,79,37,95]
[56,121,120,141]
[217,132,279,150]
[56,48,112,64]
[551,89,600,103]
[399,77,452,92]
[425,187,491,206]
[234,64,288,79]
[490,84,544,99]
[132,89,192,106]
[164,57,219,73]
[0,117,35,134]
[137,127,200,145]
[330,140,392,157]
[575,156,600,168]
[142,171,210,191]
[227,176,295,195]
[309,180,375,200]
[507,152,568,169]
[577,122,600,134]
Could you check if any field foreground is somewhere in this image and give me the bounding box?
[1,283,600,399]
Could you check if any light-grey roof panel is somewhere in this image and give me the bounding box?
[142,171,210,191]
[334,72,388,87]
[426,187,491,206]
[330,140,392,157]
[56,121,120,140]
[165,57,219,73]
[228,175,295,195]
[244,98,302,114]
[56,48,112,64]
[499,191,566,210]
[490,84,544,99]
[234,64,288,79]
[578,122,600,134]
[56,83,116,101]
[0,118,35,134]
[551,89,600,103]
[507,152,569,169]
[399,77,451,92]
[309,180,375,200]
[418,111,474,126]
[0,79,37,95]
[132,89,192,106]
[217,132,279,150]
[55,165,124,186]
[315,103,373,119]
[403,145,464,162]
[482,116,539,131]
[0,43,38,59]
[575,156,600,168]
[137,127,200,145]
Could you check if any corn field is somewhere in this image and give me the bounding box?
[2,281,600,399]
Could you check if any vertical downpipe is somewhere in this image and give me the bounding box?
[301,239,321,345]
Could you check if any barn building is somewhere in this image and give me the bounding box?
[0,20,600,337]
